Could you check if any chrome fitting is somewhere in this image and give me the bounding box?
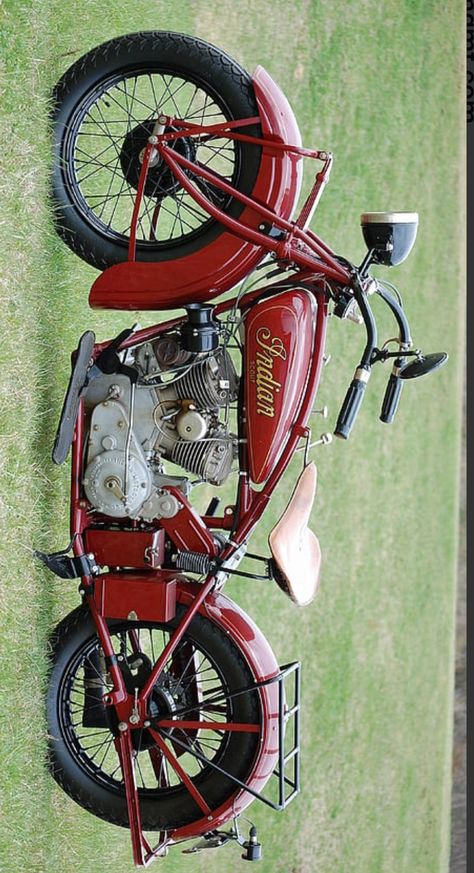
[354,367,371,383]
[317,432,333,446]
[363,278,378,295]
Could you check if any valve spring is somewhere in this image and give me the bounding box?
[175,550,213,575]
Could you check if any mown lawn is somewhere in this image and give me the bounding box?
[0,1,464,872]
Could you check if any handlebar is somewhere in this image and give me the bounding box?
[333,277,412,439]
[375,287,411,426]
[380,368,404,424]
[334,275,377,440]
[334,371,369,439]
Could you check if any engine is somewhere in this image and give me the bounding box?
[82,329,239,520]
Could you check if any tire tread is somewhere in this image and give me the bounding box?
[51,31,261,270]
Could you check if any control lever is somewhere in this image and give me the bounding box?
[333,291,363,323]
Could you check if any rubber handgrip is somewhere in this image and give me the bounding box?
[334,378,367,440]
[380,373,403,424]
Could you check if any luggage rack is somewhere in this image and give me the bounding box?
[153,660,301,811]
[122,661,301,866]
[272,660,301,810]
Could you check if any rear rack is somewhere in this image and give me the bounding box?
[274,661,301,809]
[155,660,301,811]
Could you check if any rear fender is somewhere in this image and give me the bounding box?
[172,580,281,836]
[89,68,303,311]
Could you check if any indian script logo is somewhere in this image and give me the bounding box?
[253,326,287,418]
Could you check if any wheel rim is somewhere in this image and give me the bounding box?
[61,69,240,250]
[58,623,249,798]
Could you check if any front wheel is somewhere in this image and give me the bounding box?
[46,605,261,831]
[51,31,262,270]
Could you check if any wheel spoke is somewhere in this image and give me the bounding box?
[97,737,116,770]
[134,753,147,789]
[99,87,147,129]
[65,69,239,246]
[183,83,200,119]
[150,730,212,815]
[103,174,133,226]
[97,166,127,222]
[93,101,123,162]
[148,745,169,786]
[76,154,120,187]
[81,734,113,756]
[157,74,188,117]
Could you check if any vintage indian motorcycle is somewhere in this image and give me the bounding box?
[35,32,448,866]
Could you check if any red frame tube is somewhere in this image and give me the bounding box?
[128,141,155,261]
[124,113,349,286]
[155,143,348,282]
[157,114,325,159]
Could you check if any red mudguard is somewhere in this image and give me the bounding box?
[89,67,303,311]
[171,581,280,837]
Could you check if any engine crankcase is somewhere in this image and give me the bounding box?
[83,397,153,518]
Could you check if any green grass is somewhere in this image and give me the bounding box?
[0,1,464,872]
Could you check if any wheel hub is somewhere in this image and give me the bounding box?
[117,652,180,750]
[120,121,196,198]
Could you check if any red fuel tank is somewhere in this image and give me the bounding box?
[244,289,316,483]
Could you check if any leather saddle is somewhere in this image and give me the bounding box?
[268,462,322,606]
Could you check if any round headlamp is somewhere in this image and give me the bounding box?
[360,212,418,266]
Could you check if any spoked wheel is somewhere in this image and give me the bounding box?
[51,31,262,269]
[47,606,261,831]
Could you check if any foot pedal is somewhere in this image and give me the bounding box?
[34,545,98,579]
[52,330,95,465]
[242,826,262,861]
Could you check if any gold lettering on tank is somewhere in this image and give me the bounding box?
[254,327,287,417]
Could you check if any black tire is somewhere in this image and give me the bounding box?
[46,605,261,831]
[51,31,262,270]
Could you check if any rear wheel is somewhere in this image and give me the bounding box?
[51,31,262,269]
[46,605,261,830]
